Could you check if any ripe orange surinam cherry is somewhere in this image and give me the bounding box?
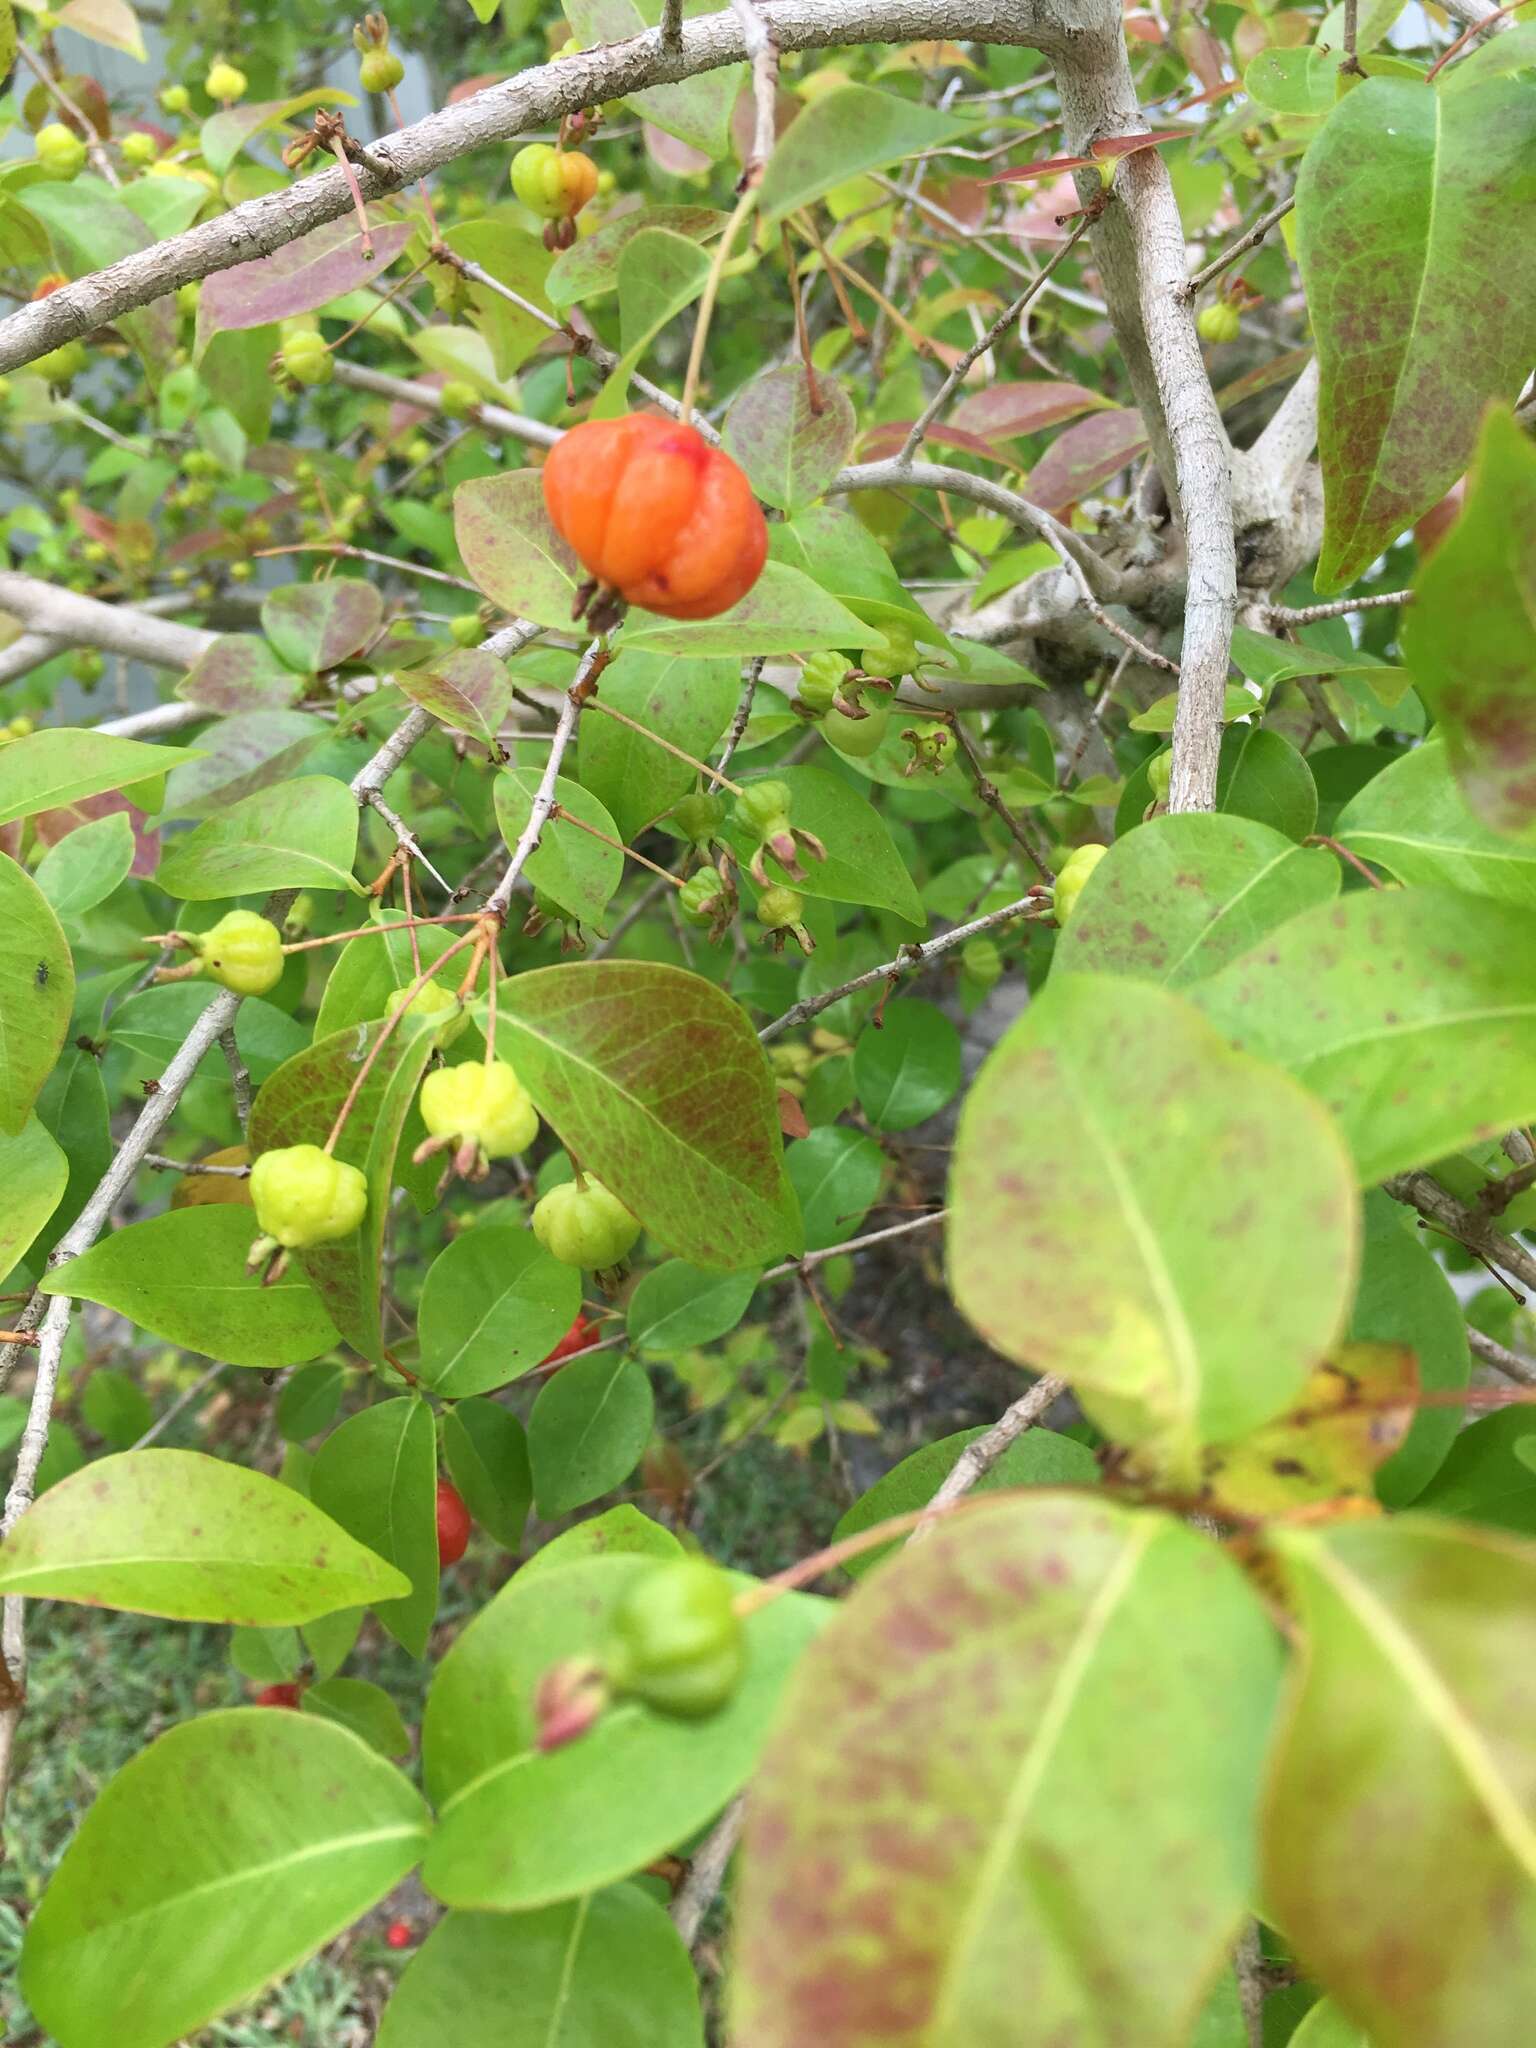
[254,1683,301,1709]
[436,1477,472,1566]
[541,415,767,622]
[542,1310,599,1366]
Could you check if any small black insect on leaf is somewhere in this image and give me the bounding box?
[34,960,49,988]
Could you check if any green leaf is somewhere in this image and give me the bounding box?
[261,579,383,673]
[1192,888,1536,1183]
[723,365,858,514]
[1288,2001,1371,2048]
[0,1116,66,1276]
[1402,407,1536,837]
[164,710,326,818]
[493,761,624,930]
[455,470,581,629]
[769,504,939,645]
[833,1424,1099,1579]
[441,218,554,379]
[759,85,977,223]
[1296,78,1536,590]
[733,1496,1283,2048]
[577,647,739,842]
[1263,1517,1536,2038]
[249,1015,445,1361]
[21,1710,430,2048]
[520,1503,681,1577]
[949,975,1360,1466]
[21,177,175,384]
[492,961,802,1267]
[421,1554,827,1909]
[1053,813,1341,989]
[108,984,304,1090]
[1416,1408,1536,1538]
[0,855,74,1136]
[529,1351,654,1518]
[785,1126,886,1252]
[626,1260,758,1355]
[567,0,742,157]
[43,1208,340,1370]
[312,909,465,1042]
[310,1397,438,1658]
[277,1362,345,1443]
[1217,726,1317,842]
[1350,1192,1469,1508]
[1128,685,1257,734]
[34,811,136,922]
[735,764,926,926]
[620,561,871,658]
[442,1399,532,1553]
[1337,736,1536,906]
[229,1624,302,1685]
[592,229,711,417]
[0,1449,408,1621]
[547,204,727,307]
[376,1887,704,2047]
[396,648,515,745]
[302,1676,411,1758]
[853,998,961,1131]
[80,1367,153,1451]
[156,775,360,899]
[33,1045,109,1250]
[0,728,176,827]
[417,1227,581,1398]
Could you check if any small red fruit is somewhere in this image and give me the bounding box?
[541,415,767,621]
[436,1476,472,1566]
[254,1682,301,1709]
[543,1310,598,1367]
[384,1919,413,1950]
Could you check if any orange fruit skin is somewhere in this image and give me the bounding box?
[541,415,768,620]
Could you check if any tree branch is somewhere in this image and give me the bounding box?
[0,1,1070,375]
[0,572,216,675]
[1384,1171,1536,1298]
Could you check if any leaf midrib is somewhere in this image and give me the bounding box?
[930,1522,1158,2031]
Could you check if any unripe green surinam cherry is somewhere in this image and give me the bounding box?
[797,650,851,715]
[71,649,105,688]
[35,124,87,179]
[1196,301,1242,345]
[418,1059,539,1176]
[359,46,405,93]
[439,379,478,419]
[1053,842,1108,925]
[34,340,87,388]
[823,700,890,760]
[1145,750,1173,805]
[532,1176,641,1278]
[448,609,486,648]
[120,131,158,169]
[671,791,726,848]
[732,778,827,888]
[385,978,465,1041]
[961,935,1003,989]
[249,1145,368,1252]
[205,60,248,104]
[281,329,332,386]
[679,868,729,930]
[860,625,919,680]
[755,885,813,955]
[195,910,284,996]
[160,83,192,115]
[605,1559,746,1719]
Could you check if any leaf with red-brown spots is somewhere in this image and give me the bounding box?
[733,1494,1283,2048]
[492,961,802,1268]
[1403,406,1536,838]
[1296,79,1536,591]
[1262,1517,1536,2039]
[1191,887,1536,1183]
[948,974,1358,1467]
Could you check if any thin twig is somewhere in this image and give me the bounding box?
[1467,1326,1536,1390]
[716,659,765,778]
[948,718,1055,881]
[759,893,1046,1042]
[218,1031,254,1133]
[728,0,780,189]
[1266,590,1411,626]
[1183,195,1296,300]
[672,1796,746,1947]
[1385,1171,1536,1298]
[895,214,1093,467]
[131,1360,229,1450]
[485,643,605,918]
[917,1373,1067,1522]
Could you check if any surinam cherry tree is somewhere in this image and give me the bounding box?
[0,0,1534,2041]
